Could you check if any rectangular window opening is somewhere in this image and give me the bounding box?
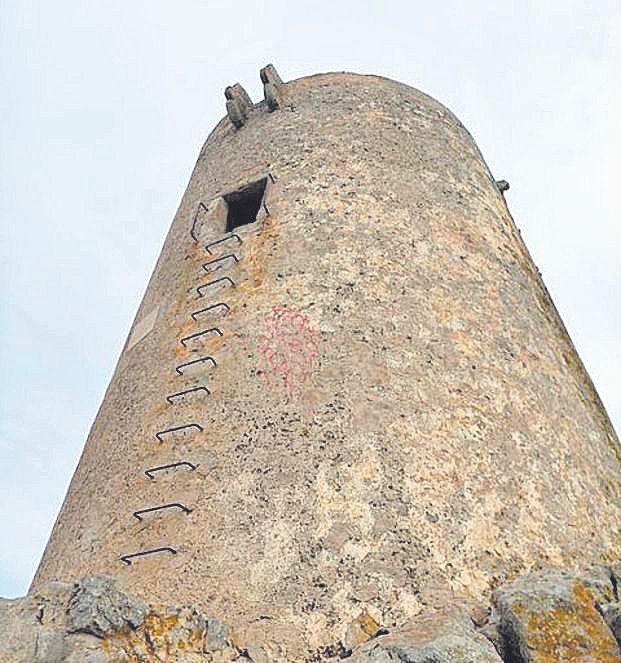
[224,177,268,232]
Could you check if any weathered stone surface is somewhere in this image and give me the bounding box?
[1,576,241,662]
[225,83,253,127]
[479,620,507,660]
[577,564,617,605]
[0,596,38,662]
[493,568,621,662]
[244,643,268,662]
[260,65,284,111]
[206,616,230,651]
[600,602,621,647]
[4,567,621,661]
[66,575,148,637]
[263,82,282,112]
[260,63,283,86]
[30,67,621,660]
[351,609,503,662]
[342,609,382,651]
[34,627,68,662]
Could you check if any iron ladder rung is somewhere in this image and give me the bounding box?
[120,547,177,565]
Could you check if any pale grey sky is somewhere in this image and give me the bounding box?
[1,1,619,597]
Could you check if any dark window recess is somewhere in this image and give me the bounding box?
[224,177,268,231]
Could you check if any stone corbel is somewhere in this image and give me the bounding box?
[260,64,284,112]
[225,83,253,129]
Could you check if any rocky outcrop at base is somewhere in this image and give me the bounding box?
[1,563,620,662]
[0,576,243,663]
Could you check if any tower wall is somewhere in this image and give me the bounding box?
[32,72,620,658]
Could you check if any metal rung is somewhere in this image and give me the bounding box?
[202,254,239,274]
[145,461,197,480]
[180,328,223,347]
[190,202,209,242]
[191,302,230,322]
[120,547,177,565]
[206,234,242,255]
[175,356,216,375]
[197,277,235,297]
[166,386,210,404]
[132,502,192,521]
[155,423,203,442]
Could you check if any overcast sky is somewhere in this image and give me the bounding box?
[1,1,619,598]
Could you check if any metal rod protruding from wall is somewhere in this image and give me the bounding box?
[144,461,198,479]
[205,234,242,255]
[132,502,193,521]
[166,386,210,404]
[120,547,177,565]
[190,302,230,322]
[155,423,204,442]
[180,328,223,347]
[196,277,236,298]
[175,357,217,375]
[190,202,209,242]
[202,254,239,274]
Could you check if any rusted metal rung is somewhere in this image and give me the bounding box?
[166,386,210,404]
[196,276,235,298]
[155,423,203,442]
[120,547,177,565]
[190,202,209,242]
[145,461,197,480]
[205,233,242,255]
[202,254,239,274]
[180,328,223,347]
[132,502,193,521]
[175,356,217,375]
[190,302,230,322]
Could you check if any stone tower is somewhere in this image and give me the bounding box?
[32,67,620,659]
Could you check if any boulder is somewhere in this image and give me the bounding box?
[350,608,503,662]
[66,575,148,638]
[493,568,621,662]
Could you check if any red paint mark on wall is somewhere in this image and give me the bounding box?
[258,305,320,401]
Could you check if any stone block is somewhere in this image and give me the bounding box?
[34,627,67,662]
[351,609,503,662]
[493,568,621,662]
[0,596,37,662]
[206,616,230,651]
[66,575,148,638]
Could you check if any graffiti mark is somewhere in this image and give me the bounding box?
[258,305,320,401]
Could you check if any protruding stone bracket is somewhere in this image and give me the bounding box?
[496,179,510,193]
[260,64,284,111]
[225,83,253,128]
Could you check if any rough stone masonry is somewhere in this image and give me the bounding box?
[2,565,621,661]
[10,65,620,660]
